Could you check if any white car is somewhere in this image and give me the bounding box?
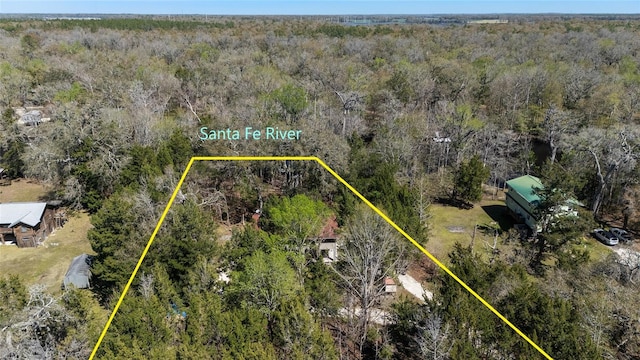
[593,228,619,246]
[610,228,632,243]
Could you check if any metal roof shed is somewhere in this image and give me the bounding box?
[63,254,92,289]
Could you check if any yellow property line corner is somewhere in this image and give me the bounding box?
[89,156,554,360]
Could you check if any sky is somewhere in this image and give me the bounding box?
[0,0,638,15]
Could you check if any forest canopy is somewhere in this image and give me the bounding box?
[0,15,639,359]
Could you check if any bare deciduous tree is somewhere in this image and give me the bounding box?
[332,206,406,355]
[542,104,579,164]
[139,272,154,300]
[0,285,75,360]
[334,90,364,136]
[566,127,639,216]
[416,314,453,360]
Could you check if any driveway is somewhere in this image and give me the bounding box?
[398,274,433,301]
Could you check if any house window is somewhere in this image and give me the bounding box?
[21,226,27,233]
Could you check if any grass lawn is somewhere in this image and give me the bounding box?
[426,199,512,263]
[579,236,614,262]
[0,212,95,294]
[425,196,613,266]
[0,178,52,202]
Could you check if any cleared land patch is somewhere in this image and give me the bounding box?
[0,212,94,293]
[0,179,52,202]
[427,199,509,261]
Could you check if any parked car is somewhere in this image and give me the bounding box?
[593,228,619,246]
[610,228,632,243]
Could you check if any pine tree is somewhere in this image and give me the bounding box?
[453,155,490,206]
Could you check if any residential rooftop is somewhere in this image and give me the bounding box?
[506,175,543,205]
[0,202,47,227]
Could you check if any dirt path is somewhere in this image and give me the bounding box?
[614,247,640,263]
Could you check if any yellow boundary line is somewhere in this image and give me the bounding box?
[89,156,553,360]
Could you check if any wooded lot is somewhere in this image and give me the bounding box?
[1,15,640,359]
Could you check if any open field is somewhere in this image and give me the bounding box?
[0,178,52,202]
[425,198,613,265]
[426,199,512,262]
[0,212,94,294]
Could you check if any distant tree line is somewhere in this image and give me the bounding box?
[0,16,638,359]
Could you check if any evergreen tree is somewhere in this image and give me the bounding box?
[498,283,600,359]
[0,276,27,323]
[453,155,490,206]
[1,139,25,178]
[346,150,427,241]
[151,200,218,288]
[88,191,142,303]
[530,161,595,273]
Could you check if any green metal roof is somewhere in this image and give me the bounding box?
[506,175,543,205]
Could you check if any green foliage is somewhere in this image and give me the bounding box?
[268,84,308,123]
[531,161,595,271]
[60,288,103,338]
[0,276,27,323]
[116,130,194,193]
[88,190,143,302]
[231,250,302,318]
[388,297,424,357]
[472,56,493,103]
[315,24,370,38]
[25,59,47,85]
[498,283,599,359]
[187,42,220,62]
[165,129,194,168]
[1,139,25,178]
[619,55,640,85]
[262,194,331,245]
[431,243,601,358]
[20,33,41,54]
[70,162,105,213]
[0,107,14,126]
[54,81,87,103]
[371,56,387,70]
[304,260,341,316]
[438,244,517,357]
[100,295,173,358]
[191,293,275,359]
[118,145,163,190]
[373,26,394,36]
[386,65,414,104]
[224,227,274,271]
[346,151,427,241]
[453,155,490,205]
[42,18,234,31]
[556,245,591,271]
[272,299,338,359]
[151,200,218,288]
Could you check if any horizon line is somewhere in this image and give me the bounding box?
[1,12,638,16]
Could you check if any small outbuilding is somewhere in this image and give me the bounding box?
[384,277,397,293]
[63,254,92,289]
[318,215,340,263]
